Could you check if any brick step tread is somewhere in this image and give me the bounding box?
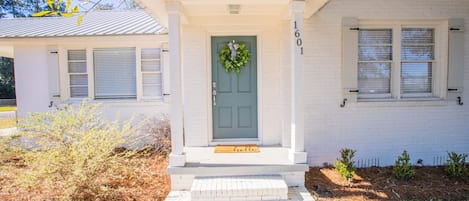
[190,175,288,200]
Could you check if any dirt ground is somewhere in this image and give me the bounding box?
[0,154,170,201]
[2,153,469,201]
[305,166,469,201]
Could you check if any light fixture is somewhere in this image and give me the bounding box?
[227,4,240,14]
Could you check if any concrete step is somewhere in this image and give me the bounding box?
[167,163,309,176]
[190,175,288,201]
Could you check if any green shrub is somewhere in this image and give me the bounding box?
[393,150,415,181]
[445,152,468,178]
[10,101,145,199]
[334,148,356,186]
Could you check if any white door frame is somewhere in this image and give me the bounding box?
[206,29,263,146]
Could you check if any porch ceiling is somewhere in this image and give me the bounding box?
[181,0,290,17]
[136,0,330,27]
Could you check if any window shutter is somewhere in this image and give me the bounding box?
[447,19,465,101]
[342,17,359,105]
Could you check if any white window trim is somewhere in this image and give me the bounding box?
[356,20,448,103]
[140,47,164,101]
[67,49,88,98]
[61,45,166,103]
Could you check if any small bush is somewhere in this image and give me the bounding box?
[393,150,415,181]
[143,115,171,156]
[445,152,468,178]
[10,101,145,200]
[334,148,356,186]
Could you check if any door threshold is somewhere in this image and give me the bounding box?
[210,138,260,146]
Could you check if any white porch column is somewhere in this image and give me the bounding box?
[167,0,185,167]
[289,0,307,164]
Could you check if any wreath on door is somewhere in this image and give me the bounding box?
[219,40,251,74]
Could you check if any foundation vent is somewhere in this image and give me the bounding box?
[433,155,448,166]
[356,158,380,168]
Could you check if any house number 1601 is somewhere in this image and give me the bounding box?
[294,21,303,55]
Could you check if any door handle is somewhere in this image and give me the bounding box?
[213,90,217,106]
[212,82,217,106]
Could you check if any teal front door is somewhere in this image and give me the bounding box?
[212,36,258,139]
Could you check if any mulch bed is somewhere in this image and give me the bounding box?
[305,166,469,200]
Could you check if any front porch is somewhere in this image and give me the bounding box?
[167,147,310,201]
[134,0,330,200]
[168,147,308,189]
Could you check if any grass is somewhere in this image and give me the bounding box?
[0,118,16,129]
[0,106,16,112]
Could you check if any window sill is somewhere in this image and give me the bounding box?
[356,98,447,107]
[66,98,167,106]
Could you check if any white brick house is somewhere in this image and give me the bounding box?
[1,0,469,199]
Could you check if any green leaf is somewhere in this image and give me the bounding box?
[47,0,54,9]
[61,13,75,17]
[32,11,51,17]
[65,0,71,11]
[72,6,79,13]
[77,15,84,26]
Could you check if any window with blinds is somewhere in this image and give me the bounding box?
[401,28,434,94]
[94,48,136,99]
[344,18,455,103]
[358,29,392,97]
[68,50,88,98]
[141,48,163,98]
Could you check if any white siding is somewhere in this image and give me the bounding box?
[304,0,469,166]
[12,36,170,121]
[14,46,50,117]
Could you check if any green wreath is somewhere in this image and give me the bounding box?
[219,41,251,74]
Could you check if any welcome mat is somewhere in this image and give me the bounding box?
[214,144,260,153]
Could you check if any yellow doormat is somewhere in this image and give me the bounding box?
[214,144,260,153]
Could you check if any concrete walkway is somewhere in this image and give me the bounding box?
[0,111,17,136]
[0,127,17,136]
[0,111,16,118]
[166,187,314,201]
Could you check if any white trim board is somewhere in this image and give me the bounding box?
[206,30,264,146]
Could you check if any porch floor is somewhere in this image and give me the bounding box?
[184,146,293,166]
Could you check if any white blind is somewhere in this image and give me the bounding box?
[68,50,88,97]
[94,48,136,99]
[358,29,392,95]
[400,28,434,94]
[141,48,162,98]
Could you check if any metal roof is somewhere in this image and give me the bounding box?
[0,10,167,38]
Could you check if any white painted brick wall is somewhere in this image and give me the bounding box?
[179,0,469,167]
[182,26,210,147]
[303,0,469,166]
[182,23,285,146]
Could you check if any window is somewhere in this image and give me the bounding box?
[68,50,88,98]
[400,28,434,95]
[94,48,137,99]
[66,47,165,101]
[341,18,460,104]
[358,29,392,97]
[358,28,436,99]
[141,48,163,98]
